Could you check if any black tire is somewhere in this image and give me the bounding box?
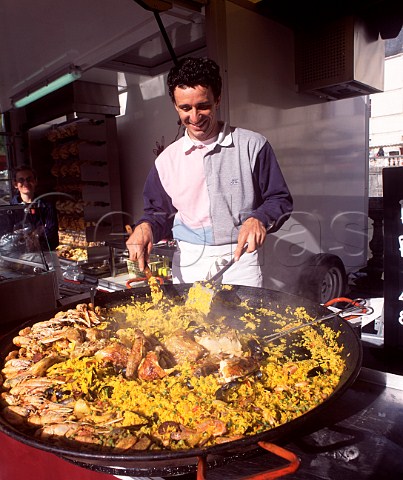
[298,254,347,304]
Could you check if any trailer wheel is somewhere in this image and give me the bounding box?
[298,254,347,304]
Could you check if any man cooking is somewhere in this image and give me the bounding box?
[126,56,293,287]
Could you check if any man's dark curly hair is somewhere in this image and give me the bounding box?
[167,57,222,102]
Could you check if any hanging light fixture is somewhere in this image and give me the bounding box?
[11,65,82,108]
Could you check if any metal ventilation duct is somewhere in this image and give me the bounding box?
[295,16,385,101]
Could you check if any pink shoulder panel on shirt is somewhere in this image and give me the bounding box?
[155,141,211,228]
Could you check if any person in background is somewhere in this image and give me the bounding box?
[376,147,385,157]
[126,56,293,287]
[10,165,59,251]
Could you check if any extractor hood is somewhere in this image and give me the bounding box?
[295,16,385,101]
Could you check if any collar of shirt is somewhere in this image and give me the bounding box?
[12,194,26,205]
[12,194,41,207]
[183,122,233,153]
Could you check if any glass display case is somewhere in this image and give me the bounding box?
[0,204,58,332]
[0,114,11,204]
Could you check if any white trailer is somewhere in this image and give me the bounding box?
[209,3,377,302]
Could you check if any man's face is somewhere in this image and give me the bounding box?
[14,170,37,197]
[173,85,220,142]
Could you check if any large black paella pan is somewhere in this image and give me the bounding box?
[0,284,362,477]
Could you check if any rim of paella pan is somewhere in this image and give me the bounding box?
[0,285,363,465]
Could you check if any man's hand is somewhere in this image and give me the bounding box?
[234,217,266,261]
[126,222,153,271]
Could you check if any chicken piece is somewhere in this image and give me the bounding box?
[195,417,228,436]
[94,342,130,369]
[169,424,203,448]
[164,329,206,364]
[132,435,153,450]
[85,328,110,342]
[194,328,243,357]
[138,350,167,381]
[219,356,260,383]
[115,434,138,451]
[70,339,108,360]
[126,329,147,380]
[191,355,221,378]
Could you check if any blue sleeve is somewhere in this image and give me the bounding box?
[135,165,177,242]
[251,142,293,232]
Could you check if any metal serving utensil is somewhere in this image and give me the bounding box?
[186,247,247,314]
[124,225,163,297]
[262,299,372,344]
[89,286,97,308]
